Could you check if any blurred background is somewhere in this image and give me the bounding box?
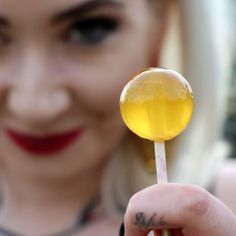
[224,0,236,157]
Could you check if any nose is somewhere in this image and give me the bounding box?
[7,50,71,125]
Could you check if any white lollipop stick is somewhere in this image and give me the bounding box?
[154,142,171,236]
[154,141,168,184]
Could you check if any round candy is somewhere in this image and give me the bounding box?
[120,68,194,141]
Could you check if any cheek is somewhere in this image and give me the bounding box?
[0,59,15,86]
[71,104,127,176]
[58,48,151,114]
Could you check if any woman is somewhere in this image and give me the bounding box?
[0,0,234,235]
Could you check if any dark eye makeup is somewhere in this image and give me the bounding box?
[62,16,120,45]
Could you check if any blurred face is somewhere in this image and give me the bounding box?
[0,0,162,178]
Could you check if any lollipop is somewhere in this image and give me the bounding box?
[120,68,193,234]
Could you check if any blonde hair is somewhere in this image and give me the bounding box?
[101,0,230,217]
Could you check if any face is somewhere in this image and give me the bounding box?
[0,0,162,179]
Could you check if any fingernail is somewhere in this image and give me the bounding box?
[119,222,125,236]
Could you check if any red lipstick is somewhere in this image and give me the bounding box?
[6,128,83,155]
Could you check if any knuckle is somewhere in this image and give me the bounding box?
[181,184,210,218]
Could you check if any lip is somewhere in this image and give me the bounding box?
[6,128,83,155]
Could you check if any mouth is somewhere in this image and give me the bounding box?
[6,128,83,155]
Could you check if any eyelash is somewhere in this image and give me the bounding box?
[62,16,120,46]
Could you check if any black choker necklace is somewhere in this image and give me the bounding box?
[0,199,98,236]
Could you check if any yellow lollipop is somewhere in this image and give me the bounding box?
[120,68,193,142]
[120,68,193,235]
[120,68,193,184]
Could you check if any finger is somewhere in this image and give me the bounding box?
[124,183,236,236]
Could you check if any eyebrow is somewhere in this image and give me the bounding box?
[51,0,124,24]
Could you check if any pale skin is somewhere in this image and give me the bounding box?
[0,0,235,235]
[0,0,160,235]
[124,183,236,236]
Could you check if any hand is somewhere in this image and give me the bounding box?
[123,183,236,236]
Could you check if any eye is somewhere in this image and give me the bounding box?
[63,16,120,45]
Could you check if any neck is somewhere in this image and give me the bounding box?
[0,165,104,235]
